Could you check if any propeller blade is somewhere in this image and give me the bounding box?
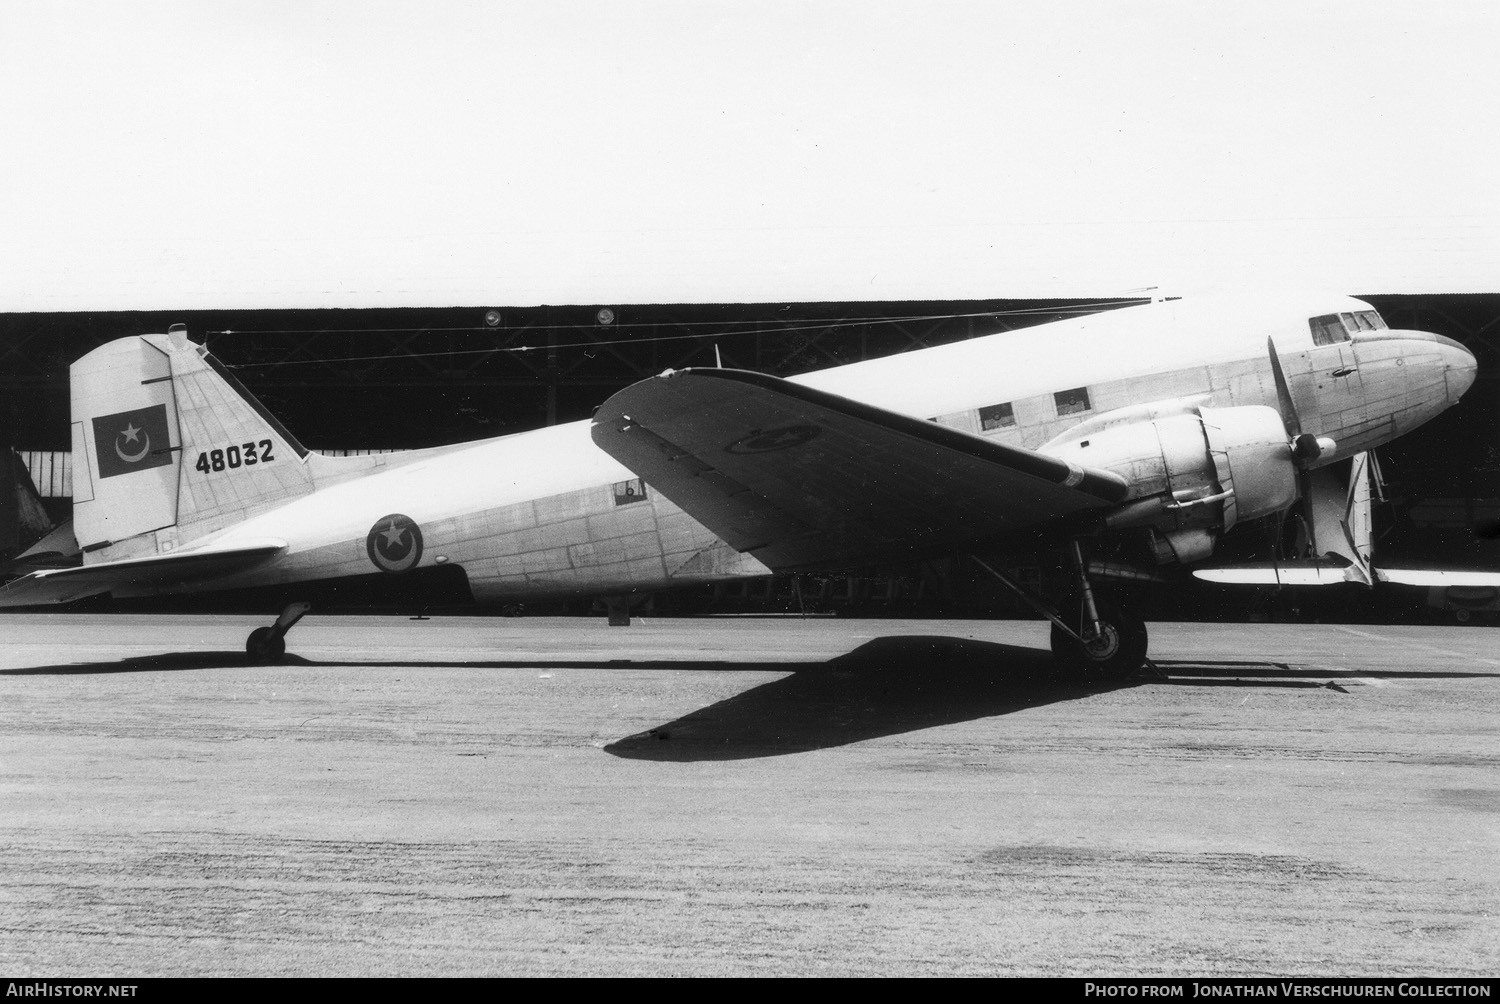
[1267,336,1302,439]
[1295,468,1317,556]
[1269,337,1334,467]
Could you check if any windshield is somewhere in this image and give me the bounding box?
[1309,310,1386,345]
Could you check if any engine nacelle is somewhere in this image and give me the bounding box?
[1199,406,1300,526]
[1040,403,1298,564]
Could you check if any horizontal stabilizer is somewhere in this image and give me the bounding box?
[592,368,1128,571]
[0,538,285,607]
[3,520,80,574]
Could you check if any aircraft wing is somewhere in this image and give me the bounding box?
[1376,568,1500,586]
[1195,562,1500,587]
[0,539,286,607]
[590,368,1129,571]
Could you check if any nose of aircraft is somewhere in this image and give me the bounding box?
[1382,330,1477,404]
[1339,328,1475,451]
[1437,333,1478,402]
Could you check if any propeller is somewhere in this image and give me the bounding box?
[1267,337,1335,467]
[1268,337,1336,558]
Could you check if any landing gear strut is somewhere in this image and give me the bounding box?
[1049,540,1148,680]
[971,545,1148,681]
[246,602,312,662]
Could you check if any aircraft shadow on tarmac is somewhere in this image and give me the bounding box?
[606,645,1500,762]
[0,651,795,675]
[605,636,1126,761]
[0,651,324,675]
[2,636,1125,759]
[7,638,1496,762]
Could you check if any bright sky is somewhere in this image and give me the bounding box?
[2,1,1497,309]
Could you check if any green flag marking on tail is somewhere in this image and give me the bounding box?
[92,404,173,479]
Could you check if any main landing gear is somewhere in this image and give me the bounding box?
[972,542,1149,681]
[246,601,312,662]
[1048,594,1148,679]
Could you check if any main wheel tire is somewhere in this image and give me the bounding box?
[1050,598,1147,681]
[246,626,287,662]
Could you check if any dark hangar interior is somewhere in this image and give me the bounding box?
[3,294,1498,621]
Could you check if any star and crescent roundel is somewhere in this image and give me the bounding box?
[366,513,424,574]
[114,421,151,463]
[725,424,821,454]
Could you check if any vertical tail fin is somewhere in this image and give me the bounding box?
[72,326,317,561]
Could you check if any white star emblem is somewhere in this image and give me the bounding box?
[379,520,409,552]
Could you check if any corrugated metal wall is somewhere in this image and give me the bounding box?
[19,451,71,500]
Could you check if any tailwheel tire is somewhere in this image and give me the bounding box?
[246,626,287,662]
[1049,598,1147,681]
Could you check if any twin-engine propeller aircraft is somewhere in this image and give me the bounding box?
[0,294,1482,674]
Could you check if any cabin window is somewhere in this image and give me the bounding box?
[1309,314,1350,346]
[979,402,1015,430]
[613,478,648,505]
[1054,387,1091,417]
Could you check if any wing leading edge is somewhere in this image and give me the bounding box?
[591,368,1128,571]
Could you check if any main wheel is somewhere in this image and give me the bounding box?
[246,626,287,662]
[1049,598,1147,681]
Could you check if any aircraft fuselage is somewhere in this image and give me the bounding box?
[178,294,1472,603]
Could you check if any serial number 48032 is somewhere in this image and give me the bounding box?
[195,439,275,474]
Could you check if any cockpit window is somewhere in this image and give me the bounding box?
[1342,311,1386,332]
[1309,314,1349,345]
[1311,311,1387,344]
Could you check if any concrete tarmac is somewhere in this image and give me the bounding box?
[0,613,1496,977]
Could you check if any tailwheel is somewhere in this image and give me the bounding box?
[244,602,310,663]
[1049,597,1147,681]
[246,626,287,662]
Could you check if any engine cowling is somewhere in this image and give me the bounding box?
[1039,403,1298,564]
